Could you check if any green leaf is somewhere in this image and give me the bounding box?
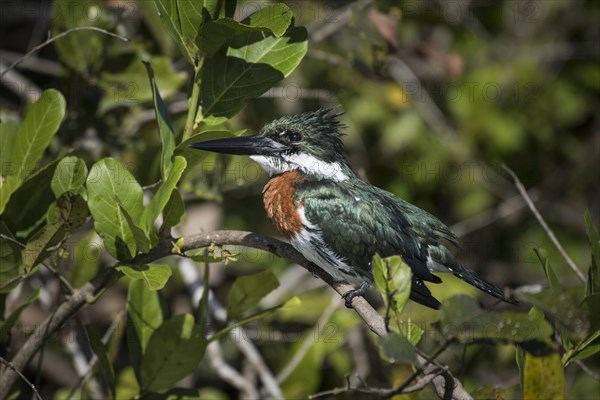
[227,269,279,320]
[0,90,66,213]
[153,0,204,64]
[2,154,66,235]
[563,328,600,364]
[197,4,293,55]
[127,279,163,380]
[86,158,144,259]
[203,0,236,20]
[117,264,172,291]
[51,156,88,198]
[143,156,187,239]
[375,332,416,364]
[397,320,424,346]
[161,189,184,230]
[199,27,308,124]
[534,248,560,291]
[86,324,116,398]
[51,0,110,74]
[70,232,102,288]
[119,203,151,254]
[441,295,554,344]
[0,225,23,293]
[585,210,600,295]
[23,193,88,270]
[143,61,176,178]
[372,254,412,315]
[140,314,207,392]
[98,56,186,114]
[522,352,564,400]
[0,288,39,341]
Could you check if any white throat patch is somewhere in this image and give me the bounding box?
[250,153,349,181]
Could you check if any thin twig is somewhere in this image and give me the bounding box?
[0,357,43,400]
[502,164,586,283]
[0,27,129,79]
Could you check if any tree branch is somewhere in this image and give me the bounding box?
[0,230,469,399]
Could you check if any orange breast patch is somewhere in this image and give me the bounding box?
[262,171,306,239]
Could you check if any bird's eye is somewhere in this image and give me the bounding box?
[287,130,302,142]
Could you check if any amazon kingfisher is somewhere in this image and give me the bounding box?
[190,109,518,310]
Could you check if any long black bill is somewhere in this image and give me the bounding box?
[188,135,288,156]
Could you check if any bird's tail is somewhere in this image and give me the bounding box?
[429,245,519,305]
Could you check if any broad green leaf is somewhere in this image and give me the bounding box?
[143,156,186,239]
[197,4,293,55]
[127,279,163,380]
[11,89,65,180]
[523,352,564,400]
[86,324,116,398]
[0,288,39,340]
[375,331,416,364]
[23,193,88,270]
[98,56,186,114]
[161,189,184,230]
[2,154,66,234]
[140,314,207,392]
[397,320,424,346]
[117,264,172,291]
[585,210,600,295]
[0,90,66,212]
[51,156,88,198]
[70,232,102,288]
[86,158,144,259]
[227,269,279,320]
[441,295,554,344]
[143,61,176,178]
[372,254,411,315]
[153,0,204,64]
[199,27,308,124]
[51,0,110,74]
[119,204,151,254]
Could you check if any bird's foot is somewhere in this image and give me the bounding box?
[342,281,370,308]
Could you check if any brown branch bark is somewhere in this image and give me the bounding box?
[0,230,470,399]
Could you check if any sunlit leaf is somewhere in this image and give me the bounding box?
[199,27,308,124]
[86,158,144,259]
[117,264,172,291]
[51,156,88,198]
[372,254,412,315]
[153,0,204,64]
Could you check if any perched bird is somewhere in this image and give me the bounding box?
[190,109,518,309]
